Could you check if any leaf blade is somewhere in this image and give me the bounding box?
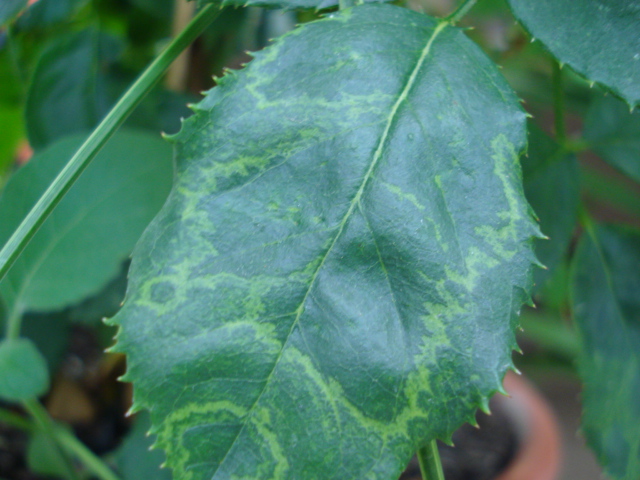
[507,0,640,107]
[571,225,640,480]
[113,5,538,479]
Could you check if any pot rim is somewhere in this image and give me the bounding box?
[494,372,562,480]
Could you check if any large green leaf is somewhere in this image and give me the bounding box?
[584,95,640,183]
[521,125,579,293]
[0,130,173,318]
[111,5,539,479]
[571,224,640,480]
[506,0,640,107]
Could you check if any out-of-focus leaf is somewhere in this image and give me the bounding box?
[0,129,173,318]
[114,411,172,480]
[20,310,71,373]
[583,95,640,183]
[25,28,122,150]
[112,5,538,479]
[16,0,89,29]
[0,106,23,181]
[27,429,70,478]
[197,0,389,11]
[67,262,128,326]
[506,0,640,107]
[130,0,174,21]
[572,224,640,480]
[521,125,579,292]
[0,39,26,182]
[0,338,49,402]
[0,0,27,27]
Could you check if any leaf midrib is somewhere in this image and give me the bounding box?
[211,19,449,478]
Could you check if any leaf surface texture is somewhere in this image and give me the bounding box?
[112,5,538,479]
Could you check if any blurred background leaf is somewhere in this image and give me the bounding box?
[572,224,640,480]
[0,129,173,319]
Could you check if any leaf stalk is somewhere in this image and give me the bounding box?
[23,399,81,480]
[417,440,446,480]
[0,4,222,339]
[445,0,479,25]
[56,426,121,480]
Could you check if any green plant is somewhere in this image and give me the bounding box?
[0,0,639,479]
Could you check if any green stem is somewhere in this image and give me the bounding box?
[553,60,567,144]
[579,205,597,238]
[417,441,445,480]
[56,427,121,480]
[23,400,81,480]
[445,0,479,25]
[0,407,33,431]
[338,0,356,9]
[0,4,221,339]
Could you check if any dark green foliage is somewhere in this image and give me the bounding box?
[507,0,640,107]
[0,0,639,479]
[25,29,121,150]
[572,225,640,480]
[584,95,640,183]
[521,125,579,291]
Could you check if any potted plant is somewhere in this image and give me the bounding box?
[0,0,638,479]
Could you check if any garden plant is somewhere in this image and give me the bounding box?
[0,0,639,479]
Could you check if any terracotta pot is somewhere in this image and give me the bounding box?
[494,372,562,480]
[400,371,562,480]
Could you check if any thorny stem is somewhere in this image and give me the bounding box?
[445,0,479,25]
[417,440,446,480]
[0,4,222,339]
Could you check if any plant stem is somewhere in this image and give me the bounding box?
[56,427,121,480]
[23,400,81,480]
[21,401,121,480]
[445,0,479,25]
[0,4,221,339]
[339,0,357,9]
[552,60,567,144]
[417,441,445,480]
[0,407,33,431]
